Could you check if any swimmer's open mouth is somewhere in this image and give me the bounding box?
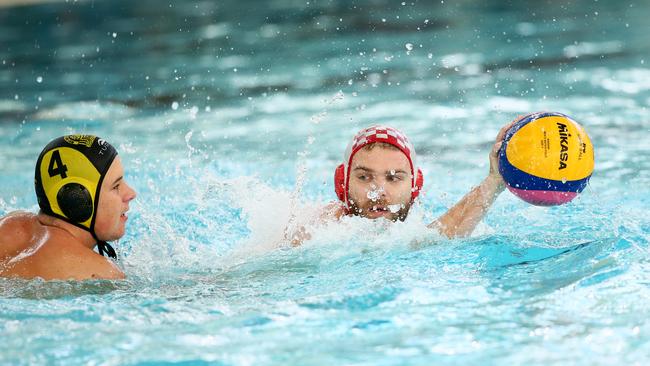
[369,205,388,212]
[369,204,402,213]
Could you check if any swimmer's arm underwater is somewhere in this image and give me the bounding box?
[284,202,344,246]
[429,121,514,238]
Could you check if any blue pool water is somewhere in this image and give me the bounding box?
[1,0,650,364]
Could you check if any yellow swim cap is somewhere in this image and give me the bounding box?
[34,135,118,239]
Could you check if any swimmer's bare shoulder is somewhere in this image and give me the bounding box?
[0,212,124,280]
[0,211,39,260]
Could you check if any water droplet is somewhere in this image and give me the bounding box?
[171,101,179,110]
[36,76,43,83]
[405,43,414,51]
[366,186,384,201]
[387,204,401,213]
[112,32,117,38]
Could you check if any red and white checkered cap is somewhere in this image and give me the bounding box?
[343,125,418,181]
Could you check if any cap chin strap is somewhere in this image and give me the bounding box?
[97,241,117,259]
[91,231,117,259]
[40,208,118,259]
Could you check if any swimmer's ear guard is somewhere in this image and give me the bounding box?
[412,168,424,200]
[34,135,118,258]
[334,164,346,202]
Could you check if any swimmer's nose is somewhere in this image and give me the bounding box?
[367,185,386,201]
[124,182,137,201]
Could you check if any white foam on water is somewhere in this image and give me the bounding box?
[223,176,300,258]
[200,23,230,40]
[121,199,214,281]
[565,67,650,94]
[563,41,623,58]
[293,203,447,262]
[120,162,508,281]
[34,101,133,120]
[0,99,26,113]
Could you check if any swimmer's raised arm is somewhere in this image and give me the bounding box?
[429,175,504,238]
[429,121,515,238]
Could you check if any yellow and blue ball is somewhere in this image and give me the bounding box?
[498,112,594,206]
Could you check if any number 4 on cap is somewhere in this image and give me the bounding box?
[48,150,68,179]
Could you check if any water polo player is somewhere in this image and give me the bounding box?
[286,121,515,245]
[0,135,136,280]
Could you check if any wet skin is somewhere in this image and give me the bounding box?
[0,157,137,280]
[347,146,413,221]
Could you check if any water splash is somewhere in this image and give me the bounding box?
[285,91,346,242]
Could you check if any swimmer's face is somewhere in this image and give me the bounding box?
[347,144,413,221]
[94,157,137,241]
